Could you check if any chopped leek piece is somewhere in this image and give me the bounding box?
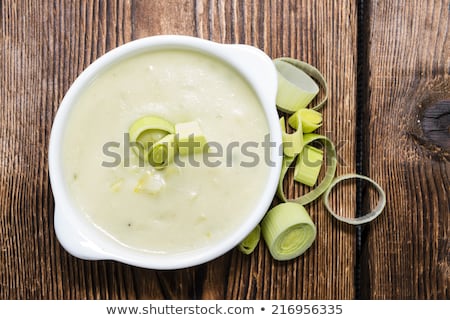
[280,117,303,157]
[261,203,316,261]
[274,58,328,111]
[129,115,175,160]
[175,121,208,155]
[294,145,324,187]
[277,134,337,205]
[323,173,386,225]
[238,225,261,255]
[274,60,319,113]
[148,133,176,170]
[288,108,323,133]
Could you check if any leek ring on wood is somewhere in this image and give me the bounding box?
[280,117,303,157]
[288,108,323,133]
[294,145,324,187]
[274,58,328,113]
[261,203,316,261]
[323,173,386,225]
[277,134,337,205]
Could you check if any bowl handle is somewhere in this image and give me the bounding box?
[54,204,110,261]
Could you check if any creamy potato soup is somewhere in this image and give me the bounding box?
[63,49,270,254]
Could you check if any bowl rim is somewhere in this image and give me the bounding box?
[49,35,282,270]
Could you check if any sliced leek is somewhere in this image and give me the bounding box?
[294,145,324,187]
[274,58,328,112]
[148,133,176,169]
[274,60,319,113]
[129,116,210,170]
[262,55,386,266]
[277,134,337,205]
[238,225,261,255]
[129,115,175,160]
[280,117,303,157]
[261,203,316,261]
[175,121,208,155]
[323,173,386,225]
[288,108,323,133]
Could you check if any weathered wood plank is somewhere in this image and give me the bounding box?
[0,0,165,299]
[131,0,358,299]
[221,0,359,299]
[363,0,449,299]
[1,0,358,299]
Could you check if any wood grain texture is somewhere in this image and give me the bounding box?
[1,0,164,299]
[0,0,446,300]
[0,0,357,299]
[222,0,358,299]
[362,0,449,299]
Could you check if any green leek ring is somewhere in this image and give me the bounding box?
[277,134,337,205]
[261,203,316,261]
[323,174,386,225]
[274,58,328,112]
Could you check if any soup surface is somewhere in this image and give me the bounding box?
[63,49,270,254]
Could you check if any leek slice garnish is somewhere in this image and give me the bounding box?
[175,121,209,155]
[280,117,303,157]
[274,58,335,204]
[148,133,176,170]
[274,58,328,112]
[128,115,175,161]
[274,59,319,113]
[288,108,323,133]
[129,116,207,169]
[236,57,386,260]
[128,116,175,156]
[278,134,337,205]
[238,225,261,255]
[294,145,324,187]
[261,203,316,260]
[322,174,386,225]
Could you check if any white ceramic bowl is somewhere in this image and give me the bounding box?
[49,35,282,270]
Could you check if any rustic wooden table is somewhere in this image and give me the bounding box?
[1,0,448,299]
